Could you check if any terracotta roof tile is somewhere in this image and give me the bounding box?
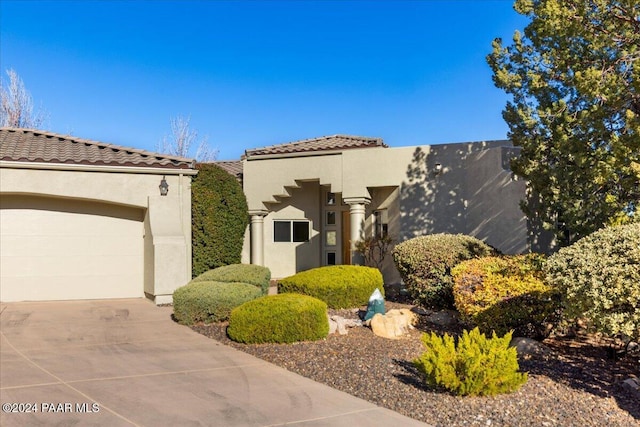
[244,134,387,158]
[213,160,243,182]
[0,128,195,169]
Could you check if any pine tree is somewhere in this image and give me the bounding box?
[488,0,640,245]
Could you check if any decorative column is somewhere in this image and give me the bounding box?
[249,210,268,266]
[344,197,370,265]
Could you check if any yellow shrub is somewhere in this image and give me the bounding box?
[452,255,561,339]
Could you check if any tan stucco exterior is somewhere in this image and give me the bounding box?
[241,140,529,283]
[0,163,195,304]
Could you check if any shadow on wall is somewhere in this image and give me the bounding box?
[399,146,467,240]
[399,144,528,254]
[296,233,321,273]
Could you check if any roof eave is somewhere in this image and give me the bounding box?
[0,160,199,175]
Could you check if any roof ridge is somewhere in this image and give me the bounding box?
[0,127,194,163]
[245,134,387,157]
[269,133,383,147]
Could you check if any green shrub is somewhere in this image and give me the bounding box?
[192,264,271,295]
[227,294,329,344]
[452,255,561,339]
[413,328,528,396]
[173,281,262,325]
[277,265,384,309]
[392,233,496,309]
[545,222,640,341]
[192,163,249,277]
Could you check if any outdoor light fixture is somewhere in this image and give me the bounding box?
[433,163,443,175]
[159,176,169,196]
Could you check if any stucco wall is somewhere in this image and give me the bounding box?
[242,140,531,282]
[244,154,343,211]
[0,165,194,303]
[263,181,321,278]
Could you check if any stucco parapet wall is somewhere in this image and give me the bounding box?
[0,160,198,175]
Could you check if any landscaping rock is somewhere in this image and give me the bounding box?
[425,309,460,327]
[410,306,430,316]
[328,315,338,334]
[622,377,640,396]
[328,315,362,335]
[510,337,552,357]
[370,309,417,339]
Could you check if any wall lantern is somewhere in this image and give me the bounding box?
[159,176,169,196]
[433,163,443,175]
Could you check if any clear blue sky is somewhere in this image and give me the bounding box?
[1,0,527,160]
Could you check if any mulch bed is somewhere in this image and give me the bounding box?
[190,300,639,427]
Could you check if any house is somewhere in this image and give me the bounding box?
[0,128,197,304]
[233,135,533,283]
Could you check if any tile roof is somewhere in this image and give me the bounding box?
[213,160,243,182]
[244,134,387,158]
[0,128,195,170]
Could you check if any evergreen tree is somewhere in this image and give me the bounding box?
[488,0,639,245]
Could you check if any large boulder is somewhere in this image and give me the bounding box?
[370,309,417,339]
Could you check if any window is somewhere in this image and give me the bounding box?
[326,230,336,246]
[327,252,336,265]
[326,192,336,205]
[373,210,388,238]
[274,221,291,242]
[274,220,310,242]
[326,211,336,225]
[292,221,309,242]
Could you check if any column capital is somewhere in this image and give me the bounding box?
[248,209,269,217]
[343,197,371,206]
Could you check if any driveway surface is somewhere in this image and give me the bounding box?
[0,299,429,426]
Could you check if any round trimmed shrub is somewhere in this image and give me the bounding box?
[192,163,249,277]
[227,294,329,344]
[277,265,384,309]
[173,281,263,325]
[544,222,640,340]
[192,264,271,295]
[452,254,561,339]
[392,233,496,309]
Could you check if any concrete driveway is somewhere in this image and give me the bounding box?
[0,299,429,427]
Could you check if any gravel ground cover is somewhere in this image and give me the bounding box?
[191,300,639,427]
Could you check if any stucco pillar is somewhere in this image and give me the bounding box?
[146,195,190,305]
[249,210,268,266]
[344,197,370,265]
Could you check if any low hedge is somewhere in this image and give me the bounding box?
[173,281,263,325]
[192,264,271,295]
[227,293,329,344]
[392,233,496,309]
[277,265,384,309]
[452,254,561,339]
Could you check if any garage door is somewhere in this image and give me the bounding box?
[1,196,144,302]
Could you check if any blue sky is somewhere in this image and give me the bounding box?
[1,0,527,160]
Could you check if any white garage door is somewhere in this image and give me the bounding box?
[1,196,144,302]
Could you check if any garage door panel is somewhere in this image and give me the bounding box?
[1,197,144,302]
[2,274,142,302]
